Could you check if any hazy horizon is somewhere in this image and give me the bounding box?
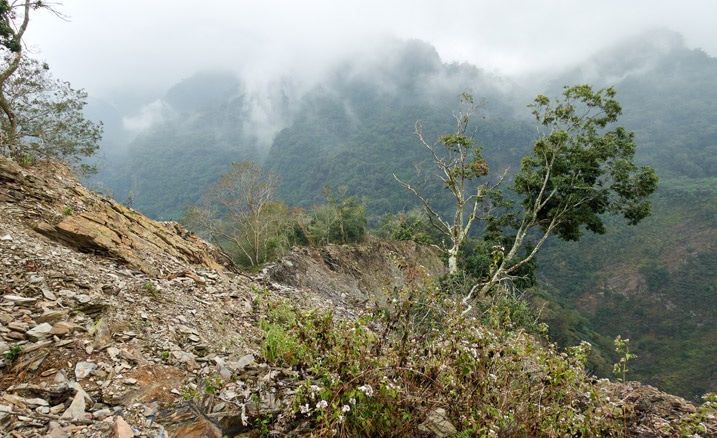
[24,0,716,100]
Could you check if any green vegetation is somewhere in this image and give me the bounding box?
[0,2,102,172]
[94,34,717,398]
[613,335,636,383]
[254,265,716,436]
[184,161,289,268]
[395,92,495,275]
[94,72,257,219]
[537,183,717,398]
[399,86,657,298]
[255,267,621,436]
[305,185,368,246]
[184,163,369,268]
[3,344,23,362]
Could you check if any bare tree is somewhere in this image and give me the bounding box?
[185,161,289,267]
[395,92,505,275]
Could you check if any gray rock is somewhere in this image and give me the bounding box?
[60,391,88,420]
[58,289,76,298]
[233,353,255,371]
[3,294,36,305]
[28,274,44,283]
[75,293,91,304]
[417,407,458,438]
[172,350,196,363]
[92,407,113,420]
[41,288,57,300]
[74,361,97,380]
[26,322,53,341]
[54,369,68,383]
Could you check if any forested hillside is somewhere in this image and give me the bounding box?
[536,30,717,399]
[91,30,717,399]
[96,72,268,218]
[95,40,533,220]
[264,40,534,219]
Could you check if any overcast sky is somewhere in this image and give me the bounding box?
[23,0,717,99]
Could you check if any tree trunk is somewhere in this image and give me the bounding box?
[0,0,33,155]
[447,246,459,275]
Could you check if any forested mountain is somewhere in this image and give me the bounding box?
[95,39,532,220]
[94,72,276,218]
[264,39,533,218]
[536,29,717,399]
[91,30,717,399]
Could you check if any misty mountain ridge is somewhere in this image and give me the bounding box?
[91,28,714,218]
[91,37,527,217]
[551,28,691,87]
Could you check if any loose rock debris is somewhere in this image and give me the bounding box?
[1,154,715,436]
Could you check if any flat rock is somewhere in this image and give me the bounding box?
[113,415,135,438]
[3,294,36,304]
[36,309,66,323]
[50,321,82,336]
[26,322,53,341]
[60,391,88,420]
[74,361,98,380]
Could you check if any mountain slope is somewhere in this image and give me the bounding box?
[3,155,716,436]
[536,29,717,399]
[87,31,717,400]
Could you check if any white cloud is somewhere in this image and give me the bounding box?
[23,0,717,98]
[122,100,174,133]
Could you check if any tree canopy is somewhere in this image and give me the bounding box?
[1,56,103,168]
[400,85,658,299]
[0,1,101,170]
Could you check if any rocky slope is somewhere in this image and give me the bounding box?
[0,155,715,437]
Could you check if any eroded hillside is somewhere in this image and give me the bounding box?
[1,155,715,437]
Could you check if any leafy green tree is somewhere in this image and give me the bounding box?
[0,0,34,150]
[184,161,291,267]
[479,85,658,296]
[1,55,103,170]
[307,185,367,245]
[375,208,434,244]
[400,86,658,300]
[0,1,79,157]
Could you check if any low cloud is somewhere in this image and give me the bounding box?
[25,0,716,101]
[122,100,174,133]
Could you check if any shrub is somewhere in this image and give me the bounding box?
[255,264,622,436]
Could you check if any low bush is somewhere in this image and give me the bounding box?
[255,264,624,436]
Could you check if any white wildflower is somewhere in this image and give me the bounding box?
[358,384,374,397]
[341,405,350,413]
[300,403,310,415]
[316,400,328,409]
